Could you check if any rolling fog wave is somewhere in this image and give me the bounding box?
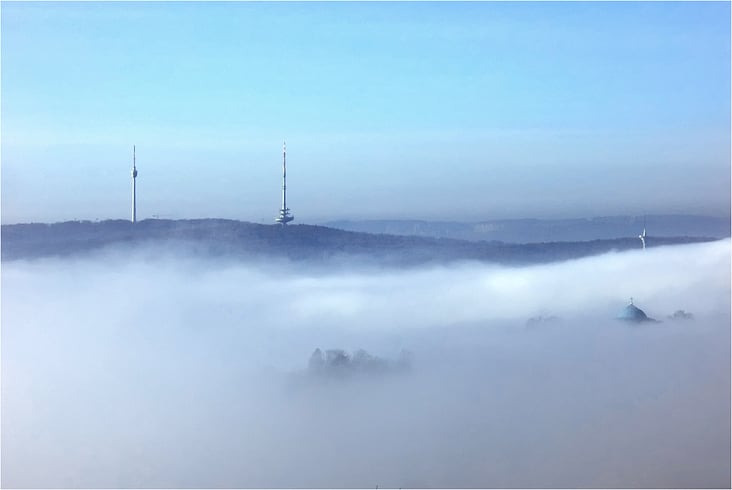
[2,240,730,488]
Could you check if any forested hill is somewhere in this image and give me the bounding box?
[325,215,731,243]
[0,219,717,265]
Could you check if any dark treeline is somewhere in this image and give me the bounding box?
[0,218,717,265]
[325,215,731,243]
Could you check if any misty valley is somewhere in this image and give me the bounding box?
[1,237,730,488]
[3,0,730,487]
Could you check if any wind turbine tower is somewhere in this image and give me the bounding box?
[275,141,294,225]
[639,217,646,250]
[131,145,138,223]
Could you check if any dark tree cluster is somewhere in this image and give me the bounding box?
[668,310,694,320]
[307,348,412,378]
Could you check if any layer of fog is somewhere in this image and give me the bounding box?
[2,240,730,488]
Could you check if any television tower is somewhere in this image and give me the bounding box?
[131,145,138,223]
[275,141,294,225]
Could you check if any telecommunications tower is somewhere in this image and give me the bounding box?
[131,145,138,223]
[275,141,294,225]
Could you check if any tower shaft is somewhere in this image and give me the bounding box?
[282,142,287,211]
[132,145,138,223]
[275,141,294,225]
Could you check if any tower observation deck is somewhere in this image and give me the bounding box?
[275,141,294,225]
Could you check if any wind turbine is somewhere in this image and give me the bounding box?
[639,216,646,250]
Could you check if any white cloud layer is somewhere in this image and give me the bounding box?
[2,240,730,488]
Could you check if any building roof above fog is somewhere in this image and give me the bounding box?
[617,298,656,323]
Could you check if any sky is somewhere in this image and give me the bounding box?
[1,1,730,224]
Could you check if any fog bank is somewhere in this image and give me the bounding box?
[2,240,730,488]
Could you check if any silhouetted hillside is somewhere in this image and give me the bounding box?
[0,219,717,265]
[325,215,731,243]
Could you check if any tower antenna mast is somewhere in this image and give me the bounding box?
[131,145,138,223]
[275,141,294,225]
[282,141,287,212]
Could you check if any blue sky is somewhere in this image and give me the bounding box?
[1,1,730,223]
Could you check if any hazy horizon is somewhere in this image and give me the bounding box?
[2,2,730,224]
[1,212,730,227]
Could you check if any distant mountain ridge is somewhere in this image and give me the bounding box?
[1,218,718,266]
[324,215,730,243]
